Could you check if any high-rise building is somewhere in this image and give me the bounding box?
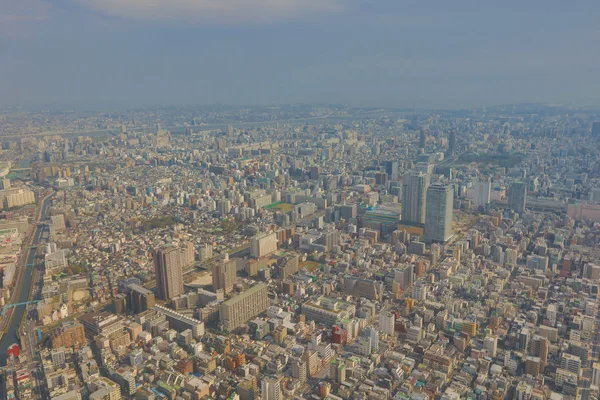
[424,183,454,243]
[378,311,395,336]
[127,284,155,314]
[484,335,498,358]
[261,376,282,400]
[212,259,237,293]
[368,326,379,353]
[508,181,527,213]
[411,282,428,301]
[219,284,269,331]
[448,129,457,156]
[291,359,307,382]
[419,129,427,149]
[592,362,600,387]
[330,359,346,384]
[384,160,399,181]
[474,180,491,207]
[250,232,278,258]
[154,245,184,301]
[179,241,195,267]
[401,171,430,225]
[530,335,549,371]
[561,353,582,376]
[319,382,331,399]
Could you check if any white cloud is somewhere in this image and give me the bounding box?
[76,0,343,22]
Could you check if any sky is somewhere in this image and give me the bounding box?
[1,0,600,110]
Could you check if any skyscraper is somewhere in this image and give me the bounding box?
[154,245,184,301]
[474,180,491,207]
[384,160,399,181]
[424,183,454,243]
[212,259,237,293]
[401,171,430,225]
[448,129,457,156]
[419,129,427,149]
[508,181,527,213]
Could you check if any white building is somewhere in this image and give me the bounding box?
[378,311,395,336]
[250,231,278,258]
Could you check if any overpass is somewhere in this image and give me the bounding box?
[1,300,39,316]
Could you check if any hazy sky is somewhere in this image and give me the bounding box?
[2,0,600,109]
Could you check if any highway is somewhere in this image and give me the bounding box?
[0,195,51,365]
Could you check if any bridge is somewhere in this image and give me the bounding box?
[1,300,39,316]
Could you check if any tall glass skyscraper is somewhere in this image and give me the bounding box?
[401,171,430,225]
[425,183,454,243]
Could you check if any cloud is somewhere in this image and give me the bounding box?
[0,0,50,19]
[0,14,47,22]
[0,0,50,38]
[76,0,343,23]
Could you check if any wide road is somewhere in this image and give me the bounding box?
[0,196,51,365]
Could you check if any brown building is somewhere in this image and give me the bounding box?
[51,320,86,350]
[127,284,156,314]
[155,245,184,300]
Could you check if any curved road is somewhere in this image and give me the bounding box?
[0,196,51,365]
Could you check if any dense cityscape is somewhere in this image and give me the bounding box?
[0,103,599,400]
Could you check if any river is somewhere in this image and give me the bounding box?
[0,191,50,365]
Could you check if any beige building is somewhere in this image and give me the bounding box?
[250,231,278,258]
[219,284,268,331]
[212,259,237,293]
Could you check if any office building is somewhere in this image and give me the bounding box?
[384,160,399,180]
[212,259,237,293]
[127,284,155,314]
[508,181,527,213]
[250,231,278,258]
[402,171,430,225]
[474,180,491,207]
[448,129,457,156]
[530,335,549,371]
[154,245,184,301]
[361,209,401,238]
[425,183,454,243]
[419,129,427,149]
[561,353,582,376]
[302,296,356,326]
[219,284,269,331]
